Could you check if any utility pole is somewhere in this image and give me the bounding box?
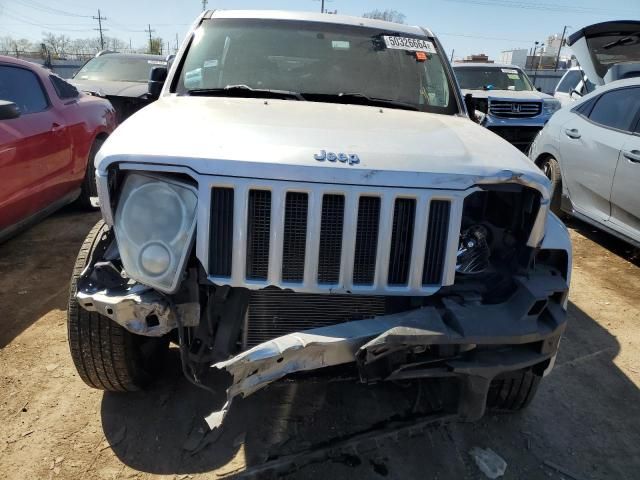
[175,33,179,52]
[321,0,325,12]
[554,26,569,71]
[93,9,107,50]
[533,42,544,86]
[202,0,208,11]
[450,49,454,62]
[146,24,155,53]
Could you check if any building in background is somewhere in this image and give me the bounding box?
[456,53,494,63]
[500,49,528,68]
[545,33,563,57]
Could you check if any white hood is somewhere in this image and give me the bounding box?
[97,96,549,192]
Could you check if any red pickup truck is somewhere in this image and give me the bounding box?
[0,55,116,242]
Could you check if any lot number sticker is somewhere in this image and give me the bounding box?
[383,36,437,54]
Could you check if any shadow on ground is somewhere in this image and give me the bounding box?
[101,301,640,479]
[0,205,100,347]
[566,217,640,267]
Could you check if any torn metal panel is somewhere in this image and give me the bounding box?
[207,273,568,429]
[206,309,432,429]
[77,284,199,336]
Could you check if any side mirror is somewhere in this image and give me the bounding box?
[570,89,583,98]
[148,66,168,99]
[0,100,20,120]
[464,93,478,123]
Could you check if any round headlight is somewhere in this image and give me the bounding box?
[139,242,172,276]
[114,173,198,293]
[120,183,186,246]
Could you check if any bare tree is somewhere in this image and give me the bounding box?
[0,36,35,56]
[149,37,163,55]
[362,9,406,24]
[107,37,127,51]
[42,32,72,58]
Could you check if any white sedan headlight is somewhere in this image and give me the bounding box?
[543,99,561,115]
[114,173,197,293]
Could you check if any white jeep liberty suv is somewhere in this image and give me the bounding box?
[67,10,572,428]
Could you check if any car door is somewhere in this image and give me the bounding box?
[0,64,71,232]
[609,95,640,241]
[558,87,639,223]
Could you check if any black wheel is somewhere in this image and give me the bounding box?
[77,137,104,209]
[538,156,563,217]
[67,220,168,391]
[487,369,542,412]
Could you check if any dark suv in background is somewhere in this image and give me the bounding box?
[70,52,167,122]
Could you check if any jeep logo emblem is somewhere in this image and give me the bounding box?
[314,150,360,165]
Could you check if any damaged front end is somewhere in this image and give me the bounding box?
[75,166,571,428]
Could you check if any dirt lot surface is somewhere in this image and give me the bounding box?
[1,207,639,479]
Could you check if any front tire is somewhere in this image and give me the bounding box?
[487,368,542,412]
[67,220,168,391]
[538,156,563,217]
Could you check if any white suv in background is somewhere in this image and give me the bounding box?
[553,67,595,107]
[530,21,640,247]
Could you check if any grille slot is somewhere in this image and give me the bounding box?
[353,196,381,285]
[206,180,459,294]
[318,194,345,284]
[489,101,542,118]
[388,198,416,285]
[209,187,234,277]
[423,200,451,285]
[282,192,308,282]
[245,290,386,347]
[246,190,271,280]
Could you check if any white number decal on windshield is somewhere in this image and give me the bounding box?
[383,36,437,54]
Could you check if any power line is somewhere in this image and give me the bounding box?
[1,9,94,32]
[444,0,636,15]
[438,31,533,43]
[13,0,92,18]
[93,9,107,50]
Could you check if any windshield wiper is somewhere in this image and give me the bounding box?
[188,84,305,101]
[603,31,640,50]
[302,92,420,111]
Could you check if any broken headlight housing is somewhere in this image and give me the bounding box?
[114,173,197,293]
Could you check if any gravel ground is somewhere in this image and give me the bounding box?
[1,206,639,479]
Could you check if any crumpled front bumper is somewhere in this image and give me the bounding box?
[206,271,568,429]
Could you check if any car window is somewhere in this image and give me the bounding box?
[454,66,534,91]
[0,65,49,114]
[75,56,167,83]
[581,77,596,95]
[50,75,79,99]
[177,19,458,115]
[588,87,640,132]
[556,70,581,93]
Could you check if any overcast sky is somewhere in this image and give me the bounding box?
[1,0,637,59]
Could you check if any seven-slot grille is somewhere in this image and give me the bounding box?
[489,100,541,118]
[208,183,458,294]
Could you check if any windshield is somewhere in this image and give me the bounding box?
[75,56,167,83]
[454,66,534,91]
[175,19,458,114]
